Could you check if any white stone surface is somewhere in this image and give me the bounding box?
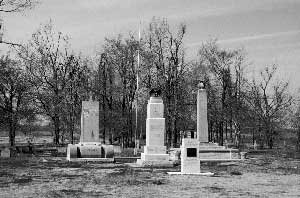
[141,153,169,161]
[78,145,103,158]
[181,159,201,173]
[197,89,209,142]
[144,145,166,154]
[137,96,171,167]
[136,159,173,167]
[68,158,114,162]
[80,101,99,143]
[181,138,201,174]
[182,138,200,151]
[146,118,165,146]
[147,103,164,118]
[149,97,163,104]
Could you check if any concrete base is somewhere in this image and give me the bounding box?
[134,159,174,167]
[181,158,201,174]
[141,153,169,161]
[198,143,241,160]
[66,143,114,161]
[167,172,214,176]
[200,159,243,162]
[136,146,173,167]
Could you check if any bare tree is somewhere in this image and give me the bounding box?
[291,103,300,151]
[0,0,37,13]
[198,41,248,146]
[246,65,292,148]
[142,17,187,147]
[99,35,139,147]
[0,56,34,146]
[19,22,87,145]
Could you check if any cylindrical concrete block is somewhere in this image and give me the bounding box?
[67,144,78,159]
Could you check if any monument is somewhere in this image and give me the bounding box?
[67,98,114,161]
[136,88,173,167]
[197,81,241,161]
[197,81,208,143]
[168,137,213,175]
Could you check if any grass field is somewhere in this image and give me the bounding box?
[0,149,299,198]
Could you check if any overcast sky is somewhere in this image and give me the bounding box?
[1,0,299,90]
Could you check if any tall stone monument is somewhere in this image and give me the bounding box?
[197,81,208,143]
[136,88,172,167]
[67,98,114,161]
[196,81,241,160]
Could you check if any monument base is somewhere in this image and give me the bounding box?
[181,158,201,174]
[67,158,115,162]
[134,146,173,167]
[66,143,114,161]
[135,158,174,167]
[198,143,241,160]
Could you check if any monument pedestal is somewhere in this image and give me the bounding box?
[134,95,173,167]
[136,148,173,167]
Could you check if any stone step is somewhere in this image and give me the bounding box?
[199,146,226,150]
[67,158,115,162]
[199,149,239,153]
[199,151,240,159]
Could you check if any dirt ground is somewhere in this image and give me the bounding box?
[0,150,299,198]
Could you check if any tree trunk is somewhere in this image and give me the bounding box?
[9,113,16,147]
[267,129,274,149]
[297,128,300,151]
[53,115,60,145]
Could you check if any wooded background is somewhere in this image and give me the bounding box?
[0,1,298,150]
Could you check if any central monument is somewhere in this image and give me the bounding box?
[136,88,172,167]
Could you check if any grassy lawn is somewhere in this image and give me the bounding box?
[0,149,299,198]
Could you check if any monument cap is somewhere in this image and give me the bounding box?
[149,88,162,97]
[197,81,205,89]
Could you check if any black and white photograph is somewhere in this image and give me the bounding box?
[0,0,299,197]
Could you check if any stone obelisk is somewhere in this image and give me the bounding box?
[197,81,209,143]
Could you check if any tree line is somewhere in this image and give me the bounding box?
[0,17,298,150]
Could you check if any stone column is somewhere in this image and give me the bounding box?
[80,100,100,143]
[197,84,209,143]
